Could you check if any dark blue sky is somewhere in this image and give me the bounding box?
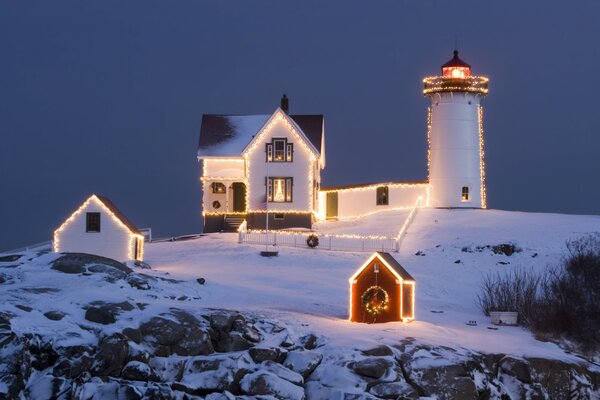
[1,1,599,250]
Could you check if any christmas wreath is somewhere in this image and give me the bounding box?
[212,200,221,209]
[361,286,389,316]
[306,234,319,248]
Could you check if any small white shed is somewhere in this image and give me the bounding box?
[53,194,144,261]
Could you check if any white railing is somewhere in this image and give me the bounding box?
[239,230,397,252]
[238,196,423,253]
[1,240,53,255]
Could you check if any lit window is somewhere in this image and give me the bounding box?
[266,139,293,162]
[267,177,293,202]
[211,182,226,194]
[376,186,389,206]
[86,212,101,232]
[461,186,469,201]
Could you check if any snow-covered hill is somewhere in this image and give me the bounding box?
[1,209,599,399]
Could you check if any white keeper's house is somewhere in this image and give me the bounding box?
[197,51,489,232]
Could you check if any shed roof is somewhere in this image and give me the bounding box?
[95,195,142,235]
[349,252,415,283]
[197,113,323,158]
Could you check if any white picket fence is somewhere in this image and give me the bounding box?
[238,196,423,253]
[239,230,398,252]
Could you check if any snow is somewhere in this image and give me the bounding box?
[2,208,600,365]
[197,115,270,157]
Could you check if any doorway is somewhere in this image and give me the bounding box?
[231,182,247,212]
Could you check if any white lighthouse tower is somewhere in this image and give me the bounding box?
[423,51,489,208]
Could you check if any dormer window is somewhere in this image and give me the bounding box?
[266,138,293,162]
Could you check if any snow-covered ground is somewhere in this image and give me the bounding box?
[144,208,599,361]
[2,209,599,362]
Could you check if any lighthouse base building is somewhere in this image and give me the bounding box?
[197,51,489,231]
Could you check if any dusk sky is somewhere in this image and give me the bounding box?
[1,1,599,250]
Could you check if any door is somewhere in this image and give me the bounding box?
[231,182,247,212]
[326,192,338,219]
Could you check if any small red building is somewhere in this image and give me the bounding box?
[349,252,415,323]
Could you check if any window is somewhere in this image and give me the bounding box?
[376,186,389,206]
[266,138,293,162]
[86,212,101,232]
[274,213,285,220]
[461,186,470,201]
[211,182,226,194]
[267,177,293,202]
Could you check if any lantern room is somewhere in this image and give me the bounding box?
[441,50,471,79]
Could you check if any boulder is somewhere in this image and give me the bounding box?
[85,307,115,324]
[283,351,323,379]
[171,327,213,356]
[43,311,65,321]
[127,274,151,290]
[121,361,160,382]
[353,358,390,379]
[249,347,286,364]
[259,360,304,386]
[240,371,305,400]
[52,253,132,275]
[499,356,532,384]
[362,345,393,357]
[140,316,185,346]
[369,381,419,399]
[91,333,129,376]
[122,327,142,344]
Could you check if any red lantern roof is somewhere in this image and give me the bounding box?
[441,50,471,78]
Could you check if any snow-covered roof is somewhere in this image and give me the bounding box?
[197,113,324,158]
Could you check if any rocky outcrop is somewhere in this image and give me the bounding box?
[0,308,599,399]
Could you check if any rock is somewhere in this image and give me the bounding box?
[0,255,21,262]
[249,347,286,363]
[300,334,319,350]
[52,355,92,379]
[29,339,59,371]
[499,356,532,384]
[87,264,127,281]
[0,334,30,399]
[166,309,214,356]
[127,274,151,290]
[240,371,305,400]
[52,253,132,275]
[140,316,185,346]
[362,345,393,357]
[283,351,323,379]
[259,360,304,386]
[15,305,32,312]
[417,364,478,399]
[197,277,206,285]
[527,357,574,400]
[353,358,390,379]
[205,392,236,400]
[85,301,134,325]
[171,327,213,356]
[91,333,129,376]
[122,327,142,343]
[369,381,419,399]
[43,311,65,321]
[215,331,254,353]
[85,307,115,324]
[121,361,160,381]
[210,310,244,333]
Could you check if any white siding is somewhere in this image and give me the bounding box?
[321,184,428,219]
[203,159,244,178]
[246,116,317,212]
[54,197,135,261]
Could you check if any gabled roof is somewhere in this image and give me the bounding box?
[95,195,142,235]
[349,252,415,283]
[197,111,324,158]
[56,195,142,236]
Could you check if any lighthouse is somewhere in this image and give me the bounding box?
[423,51,489,208]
